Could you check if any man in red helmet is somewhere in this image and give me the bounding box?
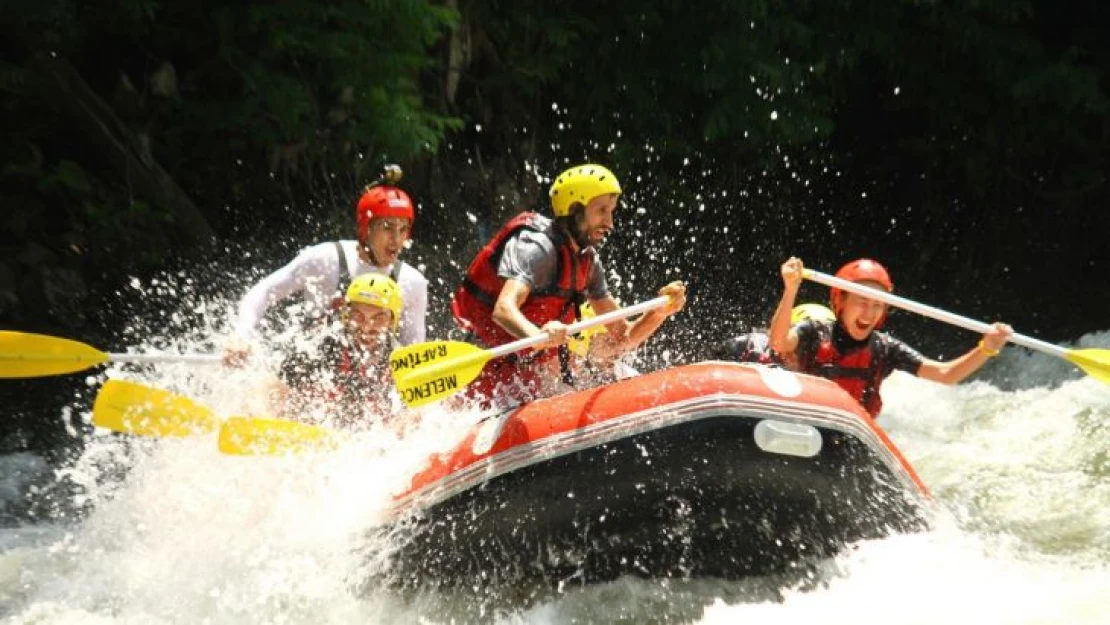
[768,256,1012,418]
[224,166,428,365]
[451,163,687,408]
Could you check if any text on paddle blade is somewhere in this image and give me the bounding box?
[391,343,450,373]
[401,373,459,405]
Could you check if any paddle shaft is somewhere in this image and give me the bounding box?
[103,353,222,365]
[485,296,672,360]
[395,296,673,391]
[0,331,226,378]
[803,270,1065,358]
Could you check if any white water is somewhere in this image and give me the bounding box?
[2,333,1109,624]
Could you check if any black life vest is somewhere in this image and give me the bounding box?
[716,332,782,366]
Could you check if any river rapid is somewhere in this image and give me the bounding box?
[1,300,1107,624]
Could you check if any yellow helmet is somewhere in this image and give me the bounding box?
[549,164,622,217]
[790,303,836,326]
[345,274,403,330]
[568,302,608,357]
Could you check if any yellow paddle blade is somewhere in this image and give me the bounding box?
[1066,348,1110,385]
[390,340,491,407]
[217,416,341,456]
[0,331,108,378]
[92,379,218,437]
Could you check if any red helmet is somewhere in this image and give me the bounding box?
[356,185,414,243]
[830,258,894,324]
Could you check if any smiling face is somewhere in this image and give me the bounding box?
[571,193,619,248]
[364,217,411,266]
[344,301,394,350]
[836,280,890,340]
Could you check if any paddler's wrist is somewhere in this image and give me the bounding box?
[977,340,1000,357]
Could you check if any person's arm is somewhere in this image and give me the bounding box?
[491,278,569,342]
[491,234,571,346]
[589,281,687,362]
[265,376,292,417]
[257,350,310,417]
[768,257,804,356]
[232,244,335,338]
[223,246,337,366]
[398,270,428,345]
[586,296,630,343]
[916,323,1013,384]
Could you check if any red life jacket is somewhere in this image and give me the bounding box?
[450,212,592,409]
[451,212,592,352]
[806,323,887,417]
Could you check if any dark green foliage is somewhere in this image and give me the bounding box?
[0,0,1107,337]
[0,0,461,327]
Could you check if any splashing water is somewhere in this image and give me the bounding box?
[2,328,1107,624]
[3,220,1109,625]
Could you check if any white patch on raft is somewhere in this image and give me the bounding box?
[756,366,803,398]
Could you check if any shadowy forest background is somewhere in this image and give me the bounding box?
[1,0,1107,454]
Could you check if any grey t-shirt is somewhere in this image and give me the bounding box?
[497,227,609,300]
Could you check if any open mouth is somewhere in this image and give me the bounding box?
[357,331,387,346]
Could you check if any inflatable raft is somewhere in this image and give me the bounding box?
[383,361,931,587]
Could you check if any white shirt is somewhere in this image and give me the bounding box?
[233,240,428,345]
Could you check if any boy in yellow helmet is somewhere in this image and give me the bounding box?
[710,303,836,369]
[269,274,403,428]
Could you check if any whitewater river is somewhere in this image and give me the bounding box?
[1,328,1107,624]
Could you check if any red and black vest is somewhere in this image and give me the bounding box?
[282,334,394,424]
[801,322,887,417]
[451,212,593,353]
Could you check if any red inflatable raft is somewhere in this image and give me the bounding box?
[382,361,931,587]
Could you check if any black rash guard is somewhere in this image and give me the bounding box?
[795,319,926,380]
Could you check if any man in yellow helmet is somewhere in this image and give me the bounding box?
[270,274,403,427]
[451,164,686,407]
